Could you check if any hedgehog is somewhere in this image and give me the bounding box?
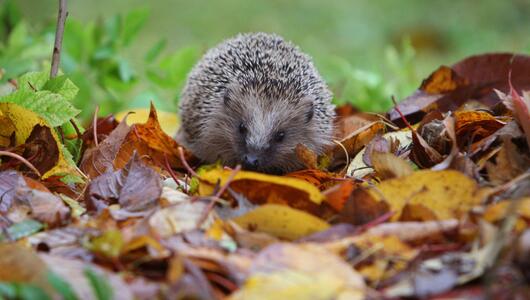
[177,32,335,174]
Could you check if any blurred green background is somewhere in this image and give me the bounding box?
[5,0,530,118]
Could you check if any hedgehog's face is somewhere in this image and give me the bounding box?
[215,87,317,174]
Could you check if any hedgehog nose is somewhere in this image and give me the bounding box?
[243,154,259,170]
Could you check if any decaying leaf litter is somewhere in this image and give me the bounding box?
[1,47,530,300]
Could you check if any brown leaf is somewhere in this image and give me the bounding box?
[86,153,162,215]
[80,119,130,178]
[454,111,504,150]
[0,243,52,294]
[323,180,356,212]
[295,144,318,169]
[81,114,120,149]
[114,103,194,172]
[16,187,70,227]
[371,151,414,180]
[389,53,530,125]
[0,170,27,213]
[421,65,469,94]
[339,187,390,225]
[486,138,530,185]
[22,125,59,175]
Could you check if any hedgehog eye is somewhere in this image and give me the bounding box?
[273,131,285,143]
[238,122,247,135]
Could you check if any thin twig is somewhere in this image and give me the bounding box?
[69,119,82,139]
[178,146,198,177]
[0,150,41,177]
[197,165,241,227]
[50,0,68,78]
[93,105,99,147]
[391,95,414,131]
[164,154,182,189]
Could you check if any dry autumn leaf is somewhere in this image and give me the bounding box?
[366,170,486,221]
[0,103,78,179]
[232,204,330,240]
[199,167,325,214]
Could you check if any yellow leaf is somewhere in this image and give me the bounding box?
[232,204,329,240]
[0,243,52,294]
[0,103,78,179]
[231,243,365,300]
[354,235,418,282]
[115,107,180,136]
[199,167,324,207]
[483,197,530,231]
[368,170,485,221]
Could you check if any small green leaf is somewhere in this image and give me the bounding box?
[47,271,79,300]
[60,194,86,218]
[117,58,134,82]
[122,8,149,46]
[7,21,28,48]
[7,219,43,240]
[144,38,167,63]
[43,76,79,101]
[84,268,113,300]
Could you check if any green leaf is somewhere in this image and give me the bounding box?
[47,271,79,300]
[43,76,79,101]
[60,194,86,217]
[84,268,113,300]
[1,89,80,127]
[144,38,167,63]
[1,283,52,300]
[122,8,149,46]
[6,219,43,241]
[117,58,134,82]
[18,71,49,91]
[7,21,28,48]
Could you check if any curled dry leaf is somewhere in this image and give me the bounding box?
[347,130,412,178]
[0,103,78,178]
[454,111,504,150]
[114,102,194,172]
[232,204,330,241]
[371,151,414,180]
[367,170,486,221]
[389,53,530,125]
[199,167,325,214]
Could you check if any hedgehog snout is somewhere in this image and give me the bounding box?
[242,153,260,171]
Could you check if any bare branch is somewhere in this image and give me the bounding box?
[50,0,68,78]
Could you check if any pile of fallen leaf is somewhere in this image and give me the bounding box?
[1,53,529,299]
